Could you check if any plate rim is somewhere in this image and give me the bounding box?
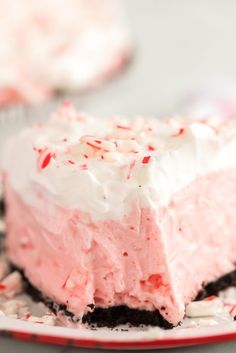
[2,326,236,350]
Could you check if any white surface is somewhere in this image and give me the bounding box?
[2,0,236,351]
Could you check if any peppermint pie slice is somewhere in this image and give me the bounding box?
[2,104,236,327]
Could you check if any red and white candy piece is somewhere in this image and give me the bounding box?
[80,136,116,153]
[27,314,55,326]
[0,271,23,298]
[185,296,223,318]
[2,299,28,317]
[36,148,55,172]
[230,305,236,319]
[142,155,151,164]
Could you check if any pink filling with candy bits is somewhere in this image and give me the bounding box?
[4,167,236,325]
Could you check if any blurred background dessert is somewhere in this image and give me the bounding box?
[0,0,130,106]
[179,82,236,120]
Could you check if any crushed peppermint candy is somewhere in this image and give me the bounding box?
[172,127,185,137]
[185,297,224,318]
[148,145,155,151]
[0,264,56,326]
[41,153,52,169]
[230,305,236,318]
[80,136,116,153]
[116,124,131,130]
[27,314,55,326]
[36,149,55,172]
[142,156,151,164]
[29,103,229,181]
[0,271,23,298]
[1,299,28,317]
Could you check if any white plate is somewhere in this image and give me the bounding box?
[1,311,236,350]
[1,286,236,350]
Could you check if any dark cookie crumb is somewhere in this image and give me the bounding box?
[87,303,95,310]
[0,199,5,217]
[82,305,173,329]
[0,198,5,241]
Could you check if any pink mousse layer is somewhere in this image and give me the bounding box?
[4,169,236,325]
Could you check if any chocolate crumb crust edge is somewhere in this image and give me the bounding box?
[196,269,236,300]
[0,199,5,218]
[12,265,236,329]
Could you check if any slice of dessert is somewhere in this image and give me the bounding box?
[2,103,236,328]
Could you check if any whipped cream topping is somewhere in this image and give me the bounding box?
[0,0,130,103]
[2,103,236,220]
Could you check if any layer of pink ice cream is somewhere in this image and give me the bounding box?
[4,168,236,326]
